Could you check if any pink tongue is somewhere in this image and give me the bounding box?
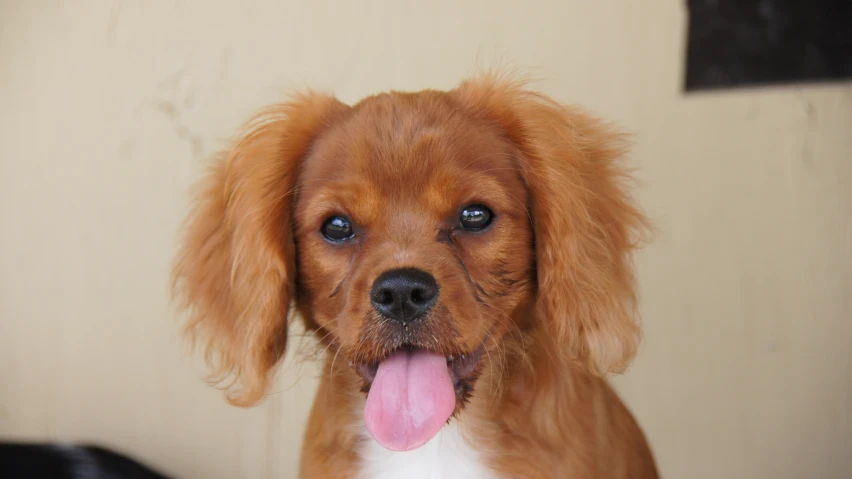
[364,349,456,451]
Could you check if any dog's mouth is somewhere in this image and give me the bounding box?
[353,343,485,452]
[355,344,484,395]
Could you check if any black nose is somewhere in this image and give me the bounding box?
[370,268,439,324]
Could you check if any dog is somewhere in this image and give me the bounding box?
[172,72,658,478]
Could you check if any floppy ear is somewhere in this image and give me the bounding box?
[453,74,650,375]
[172,93,348,406]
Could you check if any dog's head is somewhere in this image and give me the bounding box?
[172,74,648,451]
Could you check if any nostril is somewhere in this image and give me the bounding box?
[410,286,435,304]
[374,289,393,305]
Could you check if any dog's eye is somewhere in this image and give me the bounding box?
[458,205,493,231]
[321,216,355,242]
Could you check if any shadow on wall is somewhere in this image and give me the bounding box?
[684,0,852,91]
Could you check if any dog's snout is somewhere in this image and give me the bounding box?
[370,268,439,324]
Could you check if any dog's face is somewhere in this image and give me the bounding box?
[293,93,534,401]
[172,74,648,450]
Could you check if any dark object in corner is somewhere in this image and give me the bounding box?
[0,443,174,479]
[685,0,852,91]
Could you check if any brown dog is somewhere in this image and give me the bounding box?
[172,72,658,478]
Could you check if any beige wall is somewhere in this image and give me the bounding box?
[2,1,850,478]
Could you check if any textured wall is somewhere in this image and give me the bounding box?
[1,2,850,478]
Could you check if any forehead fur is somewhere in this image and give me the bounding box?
[295,90,526,224]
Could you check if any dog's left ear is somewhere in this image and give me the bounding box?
[453,74,650,375]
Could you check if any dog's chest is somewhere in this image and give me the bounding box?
[357,421,497,479]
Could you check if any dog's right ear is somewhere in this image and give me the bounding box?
[171,92,348,406]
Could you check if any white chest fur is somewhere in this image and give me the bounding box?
[358,421,497,479]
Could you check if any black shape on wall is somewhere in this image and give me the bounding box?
[685,0,852,91]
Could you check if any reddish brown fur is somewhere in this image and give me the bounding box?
[172,72,658,478]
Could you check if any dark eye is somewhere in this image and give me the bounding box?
[458,205,493,231]
[321,216,355,242]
